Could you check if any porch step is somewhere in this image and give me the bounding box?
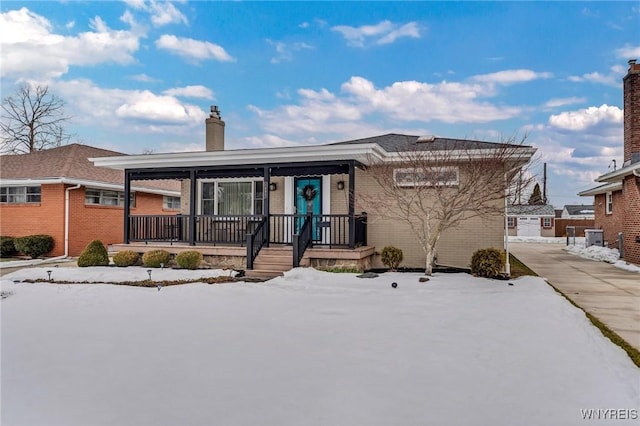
[244,269,285,279]
[251,247,294,272]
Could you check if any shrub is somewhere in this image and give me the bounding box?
[380,245,403,271]
[77,240,110,267]
[113,250,140,267]
[0,236,16,257]
[470,248,506,278]
[175,251,203,270]
[14,235,54,259]
[142,249,171,268]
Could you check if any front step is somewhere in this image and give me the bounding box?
[246,247,294,279]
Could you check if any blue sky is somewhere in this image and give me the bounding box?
[1,1,639,207]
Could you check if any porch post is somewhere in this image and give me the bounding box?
[348,160,356,249]
[189,169,197,246]
[123,170,131,244]
[263,166,270,246]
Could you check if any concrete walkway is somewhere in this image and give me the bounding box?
[510,242,640,352]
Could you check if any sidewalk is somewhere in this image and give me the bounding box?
[510,242,640,352]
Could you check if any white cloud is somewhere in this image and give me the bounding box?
[543,97,586,108]
[548,104,622,132]
[129,73,160,83]
[267,40,313,64]
[52,79,206,131]
[568,64,627,87]
[163,85,214,99]
[616,45,640,59]
[331,20,421,47]
[156,34,235,62]
[124,0,188,27]
[472,69,552,84]
[377,22,421,45]
[0,7,141,80]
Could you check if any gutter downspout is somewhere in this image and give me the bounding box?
[32,183,82,265]
[64,184,82,257]
[504,176,511,277]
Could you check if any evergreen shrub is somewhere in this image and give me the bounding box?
[14,235,54,259]
[77,240,110,267]
[142,249,171,268]
[0,236,16,257]
[113,250,140,267]
[175,251,203,270]
[470,248,506,278]
[380,245,403,271]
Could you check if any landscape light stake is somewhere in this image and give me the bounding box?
[147,269,152,280]
[46,270,52,281]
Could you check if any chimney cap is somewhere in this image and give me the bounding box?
[629,59,637,66]
[210,105,221,119]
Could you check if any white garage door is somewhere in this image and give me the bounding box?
[517,216,540,237]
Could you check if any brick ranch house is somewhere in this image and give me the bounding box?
[92,108,535,276]
[0,144,180,257]
[579,59,640,265]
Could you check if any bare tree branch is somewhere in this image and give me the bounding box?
[1,84,72,154]
[358,136,536,275]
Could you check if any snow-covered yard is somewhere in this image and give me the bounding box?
[1,267,639,426]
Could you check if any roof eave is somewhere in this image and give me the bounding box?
[0,177,180,196]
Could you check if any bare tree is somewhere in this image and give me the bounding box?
[359,137,536,275]
[1,84,72,154]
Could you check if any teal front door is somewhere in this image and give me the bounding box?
[295,177,322,241]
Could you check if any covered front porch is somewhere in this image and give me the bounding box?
[120,158,372,271]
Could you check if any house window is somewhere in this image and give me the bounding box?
[393,167,459,187]
[507,217,516,228]
[0,186,41,203]
[163,196,181,210]
[542,217,553,228]
[85,188,135,207]
[605,192,613,214]
[200,180,263,215]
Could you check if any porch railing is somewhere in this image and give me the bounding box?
[128,213,367,248]
[246,216,268,270]
[293,215,312,268]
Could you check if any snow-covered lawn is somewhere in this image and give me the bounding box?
[2,267,639,426]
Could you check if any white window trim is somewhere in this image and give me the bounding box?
[0,185,41,203]
[163,195,181,210]
[198,178,263,215]
[393,167,459,187]
[542,217,552,228]
[605,191,613,214]
[85,188,134,207]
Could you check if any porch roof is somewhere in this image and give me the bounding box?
[90,143,386,171]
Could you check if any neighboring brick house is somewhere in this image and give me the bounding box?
[579,60,640,265]
[506,204,555,237]
[0,144,180,257]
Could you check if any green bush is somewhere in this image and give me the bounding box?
[175,251,203,270]
[470,248,506,278]
[0,236,16,257]
[113,250,140,267]
[77,240,110,267]
[14,235,54,259]
[142,249,171,268]
[380,245,403,271]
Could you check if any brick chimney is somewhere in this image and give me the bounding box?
[206,105,225,151]
[624,59,640,165]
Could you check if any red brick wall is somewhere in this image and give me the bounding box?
[69,188,175,256]
[622,175,640,265]
[0,184,66,256]
[593,191,625,247]
[1,184,176,257]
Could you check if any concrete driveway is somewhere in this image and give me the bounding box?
[509,242,640,352]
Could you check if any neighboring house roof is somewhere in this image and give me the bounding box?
[563,205,595,216]
[91,133,537,170]
[578,181,623,197]
[507,204,556,216]
[0,144,180,195]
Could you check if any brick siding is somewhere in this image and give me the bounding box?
[0,184,174,257]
